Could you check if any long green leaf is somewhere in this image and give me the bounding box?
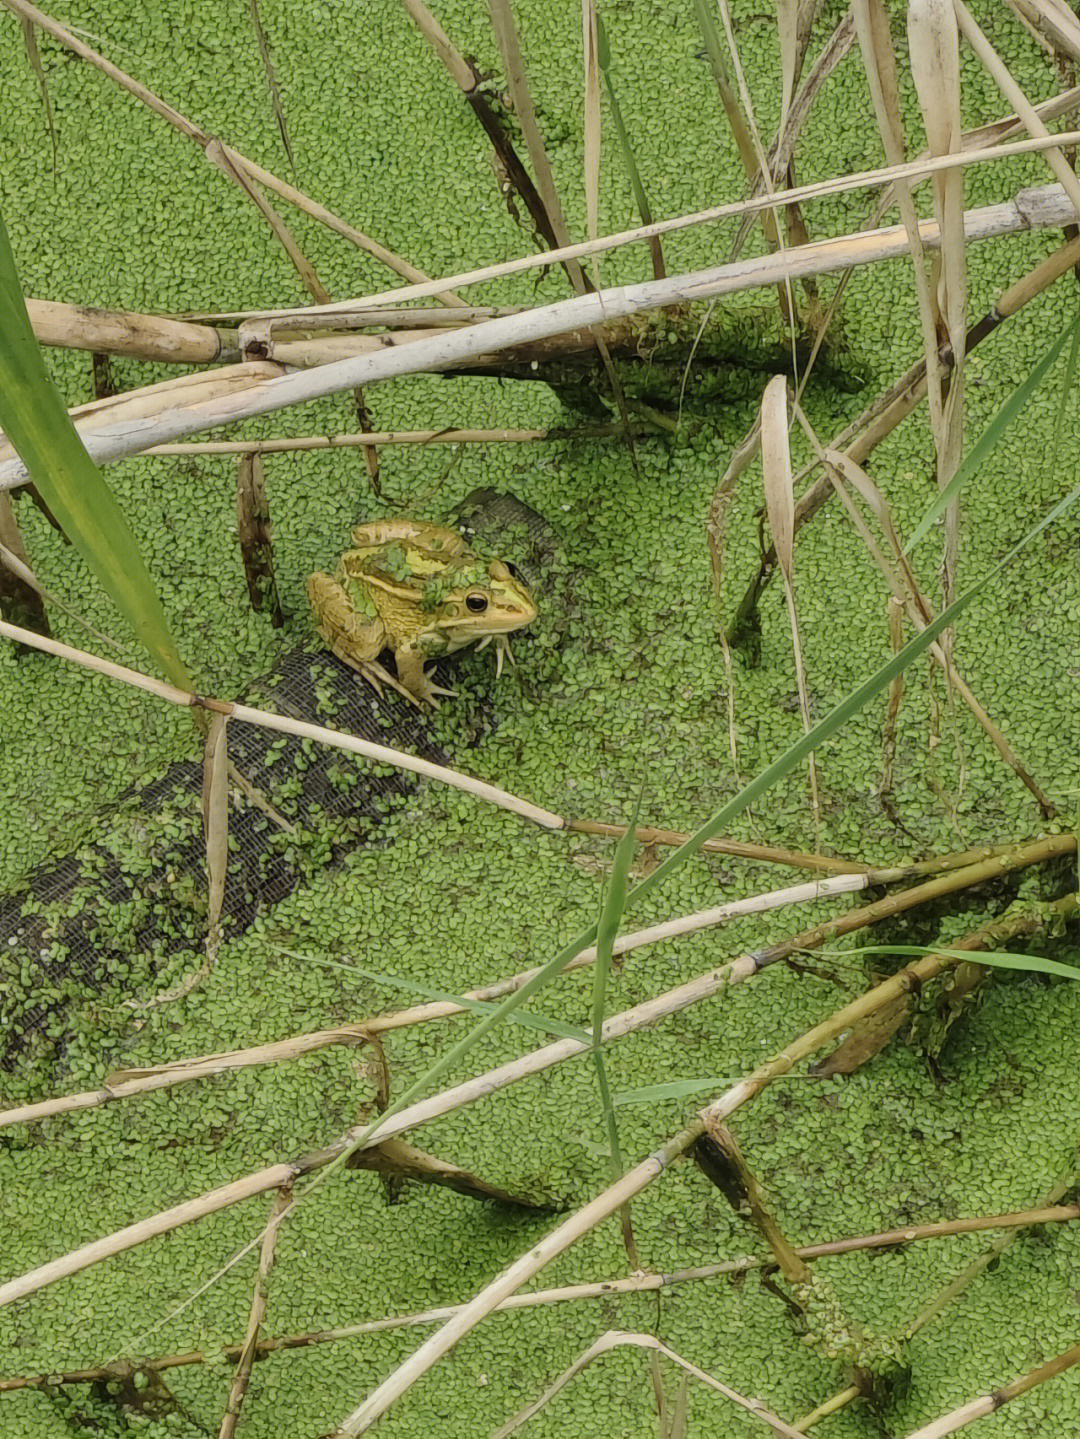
[0,212,191,688]
[590,799,641,1176]
[905,311,1080,554]
[278,949,593,1044]
[827,943,1080,982]
[302,466,1080,1203]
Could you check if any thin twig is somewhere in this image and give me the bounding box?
[216,121,1080,321]
[4,1203,1077,1394]
[3,846,1068,1315]
[0,838,1034,1131]
[0,0,461,303]
[491,1330,811,1439]
[332,894,1077,1435]
[4,185,1079,486]
[218,1182,292,1439]
[0,620,564,829]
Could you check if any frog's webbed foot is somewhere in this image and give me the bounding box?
[395,647,456,709]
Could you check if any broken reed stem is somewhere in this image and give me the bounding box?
[1,842,1070,1314]
[491,1331,811,1439]
[806,1158,1080,1430]
[4,183,1079,487]
[0,837,1035,1131]
[0,0,461,304]
[0,620,564,830]
[147,424,624,455]
[218,1182,292,1439]
[224,126,1080,322]
[902,1342,1080,1439]
[332,892,1078,1435]
[728,230,1080,637]
[5,1203,1077,1394]
[565,819,866,872]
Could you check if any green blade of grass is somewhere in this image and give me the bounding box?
[300,458,1080,1212]
[613,1074,816,1106]
[595,15,664,278]
[905,310,1080,554]
[279,950,593,1044]
[590,799,641,1175]
[824,943,1080,982]
[0,213,191,688]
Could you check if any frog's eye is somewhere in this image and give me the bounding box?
[465,590,489,613]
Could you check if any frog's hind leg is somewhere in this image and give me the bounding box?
[306,572,411,703]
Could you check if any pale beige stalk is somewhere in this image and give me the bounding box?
[760,376,819,825]
[492,1331,810,1439]
[0,620,564,829]
[3,184,1077,489]
[0,869,873,1130]
[0,0,460,302]
[213,126,1080,322]
[909,0,966,607]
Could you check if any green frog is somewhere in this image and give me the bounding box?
[307,518,538,708]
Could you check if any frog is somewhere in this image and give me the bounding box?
[307,518,538,708]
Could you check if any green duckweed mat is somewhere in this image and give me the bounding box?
[2,2,1080,1436]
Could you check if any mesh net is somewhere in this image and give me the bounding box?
[0,491,557,1093]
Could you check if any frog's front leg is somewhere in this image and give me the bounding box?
[393,645,458,709]
[307,571,403,700]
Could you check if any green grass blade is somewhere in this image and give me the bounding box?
[596,17,664,277]
[905,311,1080,555]
[0,212,191,688]
[277,949,593,1044]
[826,943,1080,982]
[613,1074,814,1106]
[590,799,641,1176]
[303,465,1080,1197]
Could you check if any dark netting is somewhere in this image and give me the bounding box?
[0,492,558,1093]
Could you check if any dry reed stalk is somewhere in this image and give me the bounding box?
[0,835,1042,1133]
[854,0,952,587]
[206,140,331,303]
[0,619,564,828]
[0,0,461,303]
[491,1330,811,1439]
[235,453,283,624]
[901,1343,1080,1439]
[0,362,285,471]
[565,818,865,871]
[1009,0,1080,63]
[332,894,1077,1434]
[791,417,1055,815]
[25,300,239,364]
[0,491,49,640]
[210,113,1080,321]
[245,0,293,171]
[5,1204,1077,1395]
[728,230,1080,637]
[4,844,1068,1317]
[956,0,1080,213]
[483,0,583,279]
[4,184,1078,488]
[760,376,819,826]
[729,12,856,260]
[399,0,577,285]
[0,868,875,1130]
[909,0,966,613]
[217,1182,292,1439]
[149,423,623,456]
[0,532,119,649]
